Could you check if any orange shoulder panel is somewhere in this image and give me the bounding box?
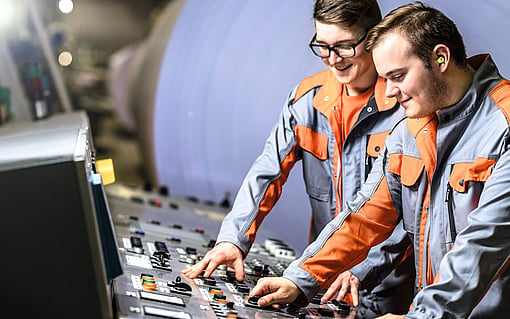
[293,70,330,103]
[490,79,510,124]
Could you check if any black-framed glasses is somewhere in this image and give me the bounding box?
[309,32,367,58]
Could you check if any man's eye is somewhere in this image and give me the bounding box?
[392,74,404,81]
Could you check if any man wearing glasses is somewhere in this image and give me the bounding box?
[183,0,414,314]
[251,2,510,318]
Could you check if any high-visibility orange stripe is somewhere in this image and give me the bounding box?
[244,146,297,242]
[417,187,431,289]
[412,115,437,289]
[426,238,434,285]
[300,177,398,288]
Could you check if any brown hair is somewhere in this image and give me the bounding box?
[365,2,467,69]
[313,0,381,31]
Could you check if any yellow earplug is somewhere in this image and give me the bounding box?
[437,56,445,64]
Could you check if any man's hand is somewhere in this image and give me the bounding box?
[376,314,405,318]
[320,271,361,306]
[250,277,301,309]
[181,242,244,281]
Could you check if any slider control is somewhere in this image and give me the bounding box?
[169,276,192,296]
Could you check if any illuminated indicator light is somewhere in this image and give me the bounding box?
[58,0,74,14]
[209,288,222,296]
[142,282,157,291]
[141,277,155,284]
[141,275,155,283]
[0,0,19,30]
[150,199,162,207]
[58,51,73,67]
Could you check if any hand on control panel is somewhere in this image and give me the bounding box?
[375,314,406,319]
[249,276,301,309]
[181,242,245,281]
[320,271,361,306]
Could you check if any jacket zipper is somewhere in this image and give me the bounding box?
[445,183,457,242]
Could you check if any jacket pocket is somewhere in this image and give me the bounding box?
[449,157,496,193]
[388,153,425,186]
[367,130,391,158]
[295,124,328,160]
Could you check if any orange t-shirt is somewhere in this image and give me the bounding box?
[330,84,374,210]
[338,84,374,147]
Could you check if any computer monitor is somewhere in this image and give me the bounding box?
[0,111,121,318]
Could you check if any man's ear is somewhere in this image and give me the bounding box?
[433,44,450,71]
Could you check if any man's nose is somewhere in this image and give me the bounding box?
[328,50,344,64]
[385,81,399,98]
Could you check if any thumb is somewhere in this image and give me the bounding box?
[258,293,276,307]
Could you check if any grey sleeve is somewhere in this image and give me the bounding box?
[216,87,300,255]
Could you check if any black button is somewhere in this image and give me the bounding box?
[459,179,464,186]
[375,146,380,152]
[318,308,334,316]
[247,296,260,306]
[237,285,250,294]
[186,247,197,254]
[203,277,216,286]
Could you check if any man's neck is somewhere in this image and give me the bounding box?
[444,65,476,107]
[345,71,378,96]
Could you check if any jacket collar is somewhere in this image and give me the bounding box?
[373,77,397,111]
[313,72,397,114]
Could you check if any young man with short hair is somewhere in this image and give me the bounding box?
[251,2,510,318]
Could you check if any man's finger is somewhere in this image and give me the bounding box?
[203,259,220,278]
[351,284,359,307]
[321,285,337,303]
[232,258,245,281]
[336,279,350,301]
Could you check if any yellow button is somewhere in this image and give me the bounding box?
[96,158,116,185]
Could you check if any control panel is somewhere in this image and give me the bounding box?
[106,184,376,319]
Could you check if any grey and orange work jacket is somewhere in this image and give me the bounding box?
[216,69,411,299]
[283,55,510,318]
